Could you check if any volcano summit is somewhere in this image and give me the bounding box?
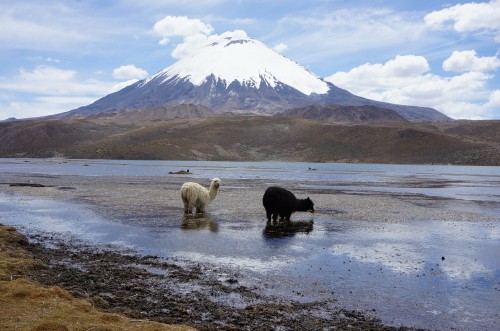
[63,31,449,121]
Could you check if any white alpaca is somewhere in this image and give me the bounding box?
[180,178,221,214]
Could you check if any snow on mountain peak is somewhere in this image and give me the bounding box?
[151,31,330,95]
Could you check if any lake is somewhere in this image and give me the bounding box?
[1,158,499,330]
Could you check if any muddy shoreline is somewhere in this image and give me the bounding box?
[21,231,406,330]
[1,163,499,330]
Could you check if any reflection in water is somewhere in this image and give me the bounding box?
[263,220,314,238]
[181,214,219,232]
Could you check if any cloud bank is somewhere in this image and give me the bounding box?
[151,16,216,59]
[326,52,499,120]
[151,15,257,60]
[0,63,152,119]
[424,0,500,41]
[443,50,500,72]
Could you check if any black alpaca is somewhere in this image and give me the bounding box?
[262,186,314,224]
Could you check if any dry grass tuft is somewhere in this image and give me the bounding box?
[0,224,195,331]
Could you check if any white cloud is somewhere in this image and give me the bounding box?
[443,50,500,72]
[0,2,130,53]
[383,55,430,77]
[151,14,251,60]
[273,42,288,53]
[326,55,431,93]
[46,57,60,63]
[424,0,500,41]
[219,29,248,40]
[18,65,76,82]
[273,9,428,67]
[2,97,98,119]
[151,15,214,46]
[151,15,218,59]
[0,9,87,51]
[0,65,117,119]
[0,65,111,95]
[169,29,249,59]
[486,89,500,109]
[326,53,497,119]
[170,33,212,59]
[112,64,148,80]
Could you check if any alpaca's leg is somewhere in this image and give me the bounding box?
[182,196,191,213]
[187,198,196,214]
[272,213,278,225]
[195,198,205,214]
[266,210,272,224]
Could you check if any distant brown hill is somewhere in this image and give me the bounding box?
[1,115,499,165]
[281,105,407,123]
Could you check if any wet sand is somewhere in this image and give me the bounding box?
[1,170,498,330]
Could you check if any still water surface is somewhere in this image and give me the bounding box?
[1,158,499,330]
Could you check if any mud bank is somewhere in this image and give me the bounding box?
[0,225,404,331]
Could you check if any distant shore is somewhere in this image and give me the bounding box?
[1,117,499,166]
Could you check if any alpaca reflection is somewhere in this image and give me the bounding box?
[263,219,314,238]
[181,214,219,232]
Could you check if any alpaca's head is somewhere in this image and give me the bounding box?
[304,197,314,213]
[210,178,221,189]
[208,178,221,201]
[298,197,314,213]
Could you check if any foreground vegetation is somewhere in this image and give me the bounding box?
[0,225,193,331]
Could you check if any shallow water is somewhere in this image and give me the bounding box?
[2,158,500,202]
[1,158,499,330]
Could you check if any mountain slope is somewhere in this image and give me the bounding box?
[282,105,408,123]
[60,32,450,122]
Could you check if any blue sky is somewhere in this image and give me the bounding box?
[1,0,499,120]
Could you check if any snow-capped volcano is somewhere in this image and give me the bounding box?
[145,30,329,96]
[63,31,450,121]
